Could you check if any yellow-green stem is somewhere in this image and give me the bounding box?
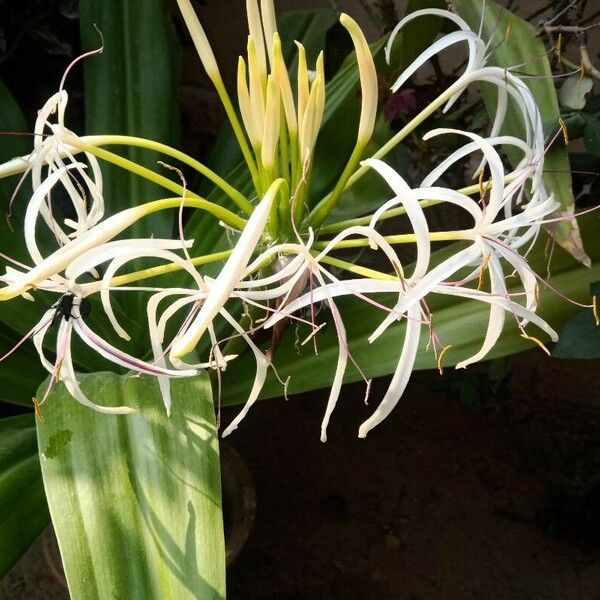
[308,140,367,227]
[344,82,461,190]
[315,253,397,280]
[104,249,233,288]
[82,135,253,214]
[319,175,509,235]
[212,77,262,193]
[65,137,205,205]
[314,229,470,250]
[141,197,246,230]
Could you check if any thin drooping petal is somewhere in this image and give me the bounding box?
[363,158,430,279]
[221,308,270,437]
[59,322,136,415]
[358,304,422,438]
[72,316,197,379]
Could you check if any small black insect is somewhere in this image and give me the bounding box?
[52,294,91,325]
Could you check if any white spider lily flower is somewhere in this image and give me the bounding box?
[1,231,201,412]
[31,293,196,414]
[222,224,411,441]
[170,178,284,360]
[0,91,105,244]
[386,9,546,189]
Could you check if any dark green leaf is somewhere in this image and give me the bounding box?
[387,0,447,72]
[554,281,600,358]
[80,0,180,333]
[583,114,600,157]
[0,414,49,579]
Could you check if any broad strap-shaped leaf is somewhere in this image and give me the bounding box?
[453,0,589,266]
[0,414,49,578]
[37,372,225,600]
[221,214,600,404]
[80,0,181,334]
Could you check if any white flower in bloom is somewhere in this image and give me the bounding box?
[1,237,200,413]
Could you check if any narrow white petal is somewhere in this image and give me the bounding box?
[170,179,282,359]
[455,252,506,368]
[363,158,430,279]
[358,304,422,438]
[221,309,270,437]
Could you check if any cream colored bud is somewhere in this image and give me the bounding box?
[295,42,310,135]
[299,74,323,165]
[260,0,277,68]
[246,0,267,79]
[340,13,377,143]
[237,57,260,146]
[247,37,266,141]
[261,75,281,169]
[176,0,220,81]
[272,33,297,135]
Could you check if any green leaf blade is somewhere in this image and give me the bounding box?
[37,372,225,600]
[0,415,49,579]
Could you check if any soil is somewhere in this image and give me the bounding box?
[3,351,600,600]
[223,350,600,599]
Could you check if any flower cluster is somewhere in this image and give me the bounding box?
[0,1,561,439]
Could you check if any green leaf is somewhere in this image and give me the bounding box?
[453,0,589,266]
[0,81,49,404]
[221,214,600,405]
[80,0,180,333]
[0,414,49,578]
[37,372,225,600]
[583,114,600,157]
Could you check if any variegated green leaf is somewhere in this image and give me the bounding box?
[37,372,225,600]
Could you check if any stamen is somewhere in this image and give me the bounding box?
[520,330,551,355]
[579,58,586,82]
[32,397,45,423]
[593,295,599,326]
[558,117,569,145]
[437,344,453,375]
[364,379,372,405]
[477,253,490,290]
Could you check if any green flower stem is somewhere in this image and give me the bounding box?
[141,197,246,229]
[65,136,208,205]
[315,253,397,280]
[102,249,233,289]
[308,140,367,227]
[318,175,510,235]
[344,82,462,191]
[83,135,253,214]
[313,229,470,250]
[319,199,444,235]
